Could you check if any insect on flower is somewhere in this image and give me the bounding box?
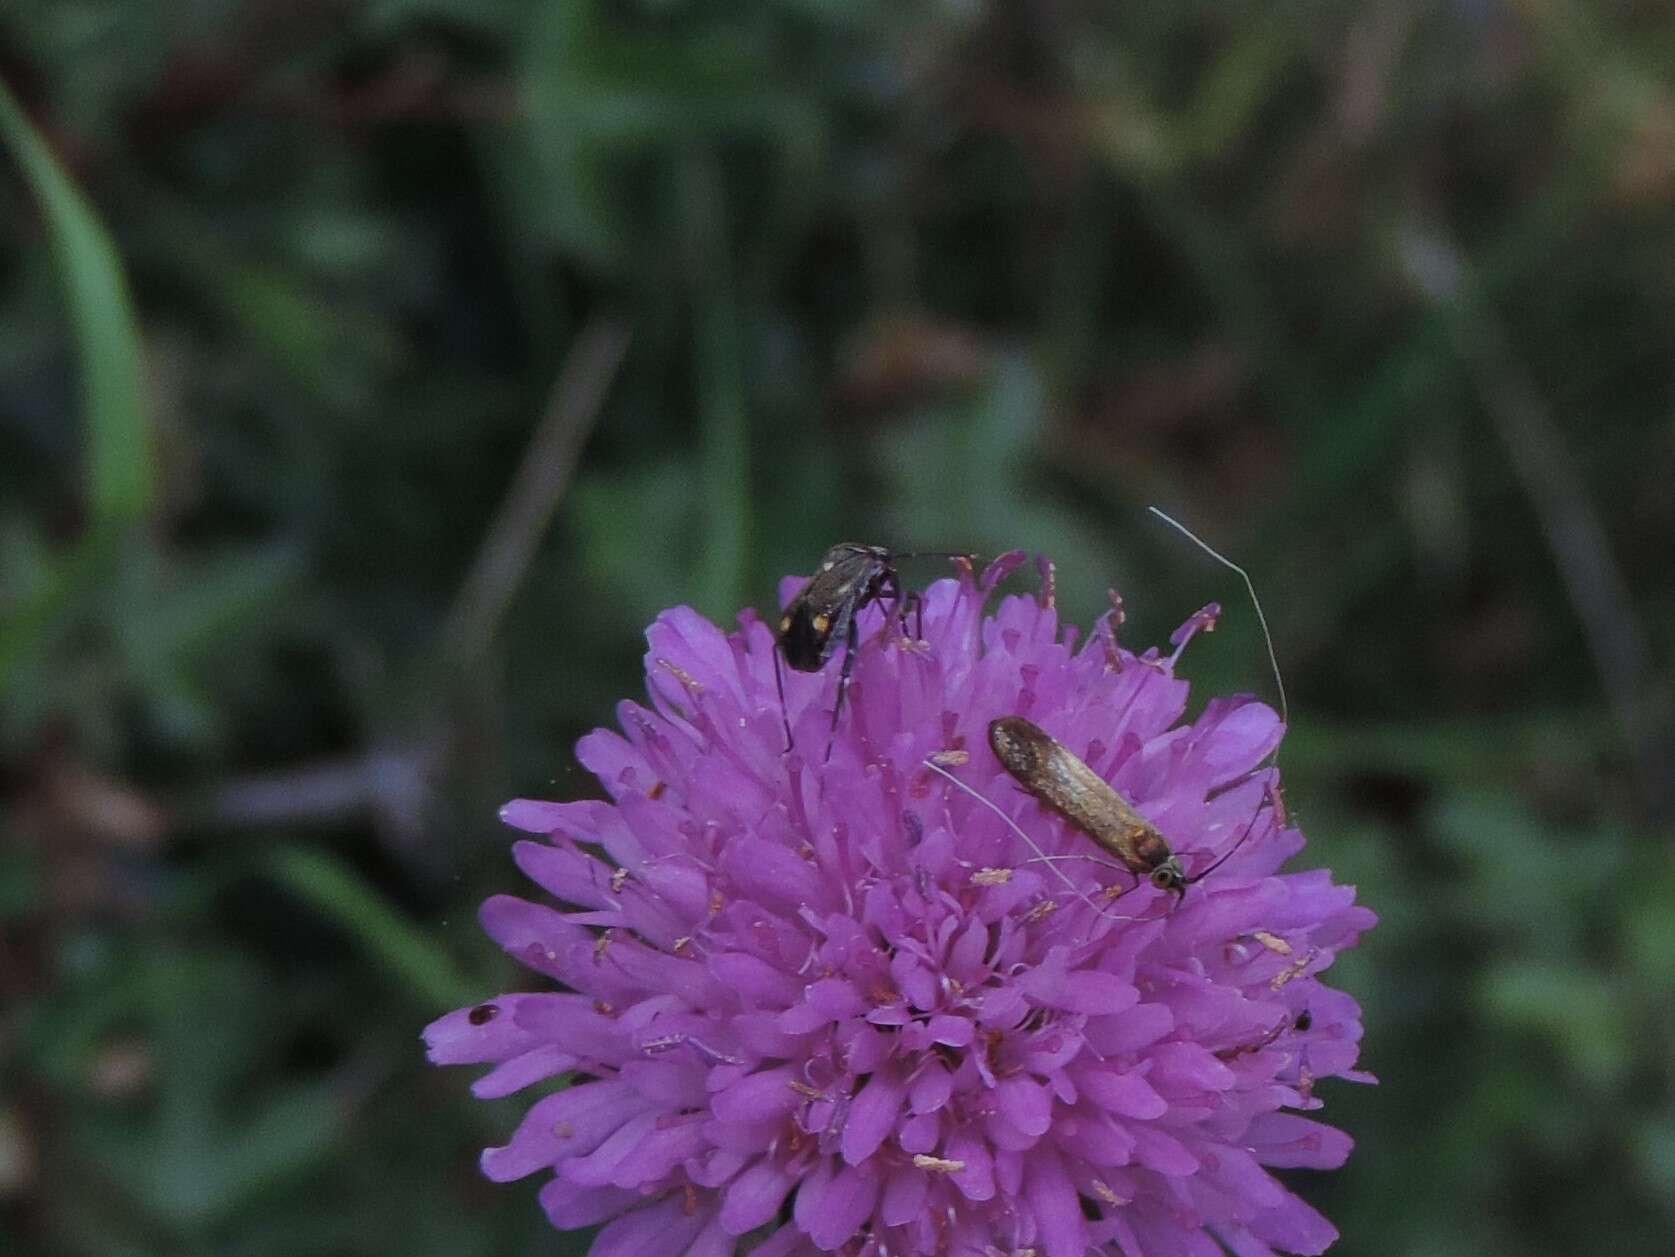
[987,715,1259,903]
[774,542,964,759]
[428,552,1375,1257]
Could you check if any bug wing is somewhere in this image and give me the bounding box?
[1035,736,1167,875]
[777,600,830,670]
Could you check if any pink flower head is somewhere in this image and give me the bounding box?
[425,554,1374,1257]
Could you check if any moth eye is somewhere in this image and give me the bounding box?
[812,613,831,633]
[779,615,793,632]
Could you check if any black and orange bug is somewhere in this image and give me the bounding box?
[985,716,1260,903]
[775,543,964,760]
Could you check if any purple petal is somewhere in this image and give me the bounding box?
[556,1110,661,1186]
[750,1224,819,1257]
[612,1118,705,1187]
[842,1068,906,1165]
[476,896,590,984]
[512,840,617,909]
[842,1026,892,1074]
[509,994,626,1059]
[708,952,804,1007]
[1058,970,1139,1015]
[944,1131,996,1201]
[805,977,866,1020]
[591,1196,708,1257]
[471,1045,576,1098]
[1078,1068,1168,1120]
[1248,1192,1339,1256]
[897,1112,939,1153]
[498,798,570,833]
[1058,1112,1135,1166]
[1025,1147,1088,1257]
[926,1014,974,1046]
[995,1076,1054,1137]
[619,1058,708,1108]
[1189,697,1283,785]
[683,1217,736,1257]
[880,1166,928,1225]
[422,993,545,1065]
[1169,601,1221,649]
[980,549,1029,590]
[1127,1123,1199,1177]
[574,732,650,800]
[976,986,1029,1026]
[908,1063,953,1114]
[796,1162,879,1251]
[1086,1001,1173,1053]
[946,920,990,982]
[538,1178,640,1229]
[721,838,823,909]
[1201,1141,1285,1209]
[711,1066,800,1125]
[1146,1041,1236,1095]
[719,1158,796,1235]
[1243,1113,1354,1169]
[481,1082,649,1181]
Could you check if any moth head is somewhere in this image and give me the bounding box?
[1149,858,1187,898]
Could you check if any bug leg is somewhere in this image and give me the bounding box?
[825,613,862,763]
[902,588,925,642]
[774,648,794,753]
[1022,852,1132,875]
[877,570,904,643]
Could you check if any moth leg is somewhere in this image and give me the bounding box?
[1023,852,1132,875]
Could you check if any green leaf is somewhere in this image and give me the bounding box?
[265,846,479,1012]
[1481,960,1630,1088]
[0,78,150,530]
[681,151,750,619]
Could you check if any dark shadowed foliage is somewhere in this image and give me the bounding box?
[2,3,1672,1256]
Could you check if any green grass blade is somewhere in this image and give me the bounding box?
[266,846,479,1012]
[0,79,151,530]
[681,151,750,618]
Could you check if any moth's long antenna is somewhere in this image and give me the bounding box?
[1147,506,1288,732]
[923,760,1133,924]
[1184,785,1270,885]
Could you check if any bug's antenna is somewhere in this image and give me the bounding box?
[1184,786,1271,886]
[1147,506,1287,733]
[922,759,1139,925]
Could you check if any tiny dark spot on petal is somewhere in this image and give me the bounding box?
[469,1003,500,1025]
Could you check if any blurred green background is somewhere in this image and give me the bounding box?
[3,3,1673,1255]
